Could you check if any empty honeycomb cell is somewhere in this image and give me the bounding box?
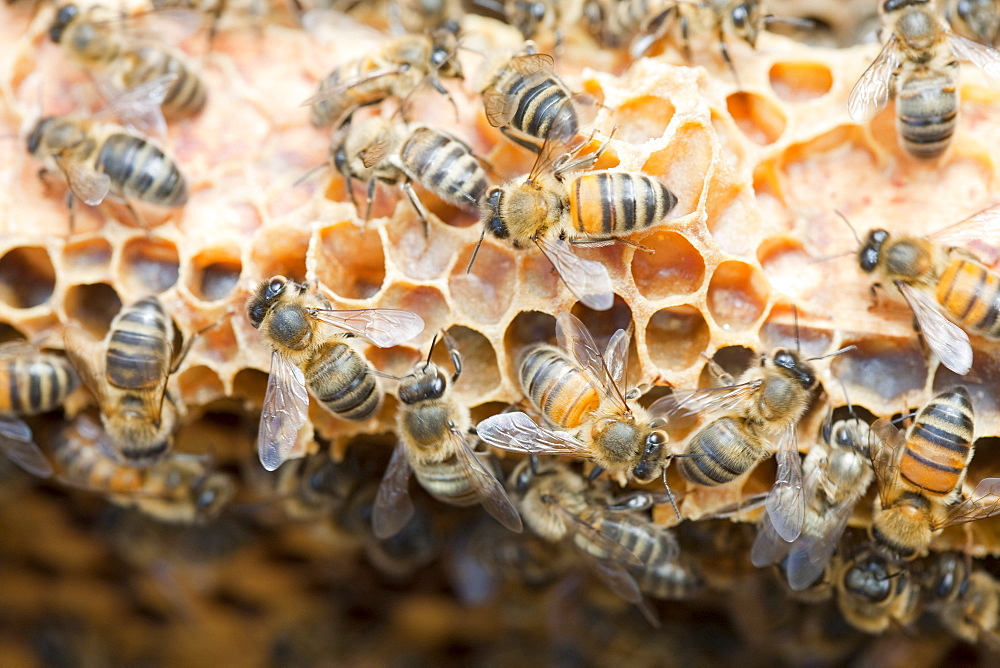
[377,284,449,341]
[177,365,225,408]
[706,261,768,331]
[642,121,713,218]
[571,295,633,347]
[612,95,675,145]
[120,237,180,296]
[631,230,705,300]
[231,368,269,407]
[366,344,423,379]
[702,346,757,388]
[64,283,122,338]
[444,326,500,397]
[768,62,834,102]
[195,319,237,365]
[519,252,562,303]
[62,237,112,274]
[831,338,928,403]
[449,242,516,324]
[313,222,386,300]
[757,237,824,301]
[0,246,55,309]
[932,348,1000,424]
[758,305,833,358]
[0,323,25,344]
[188,248,243,303]
[386,215,462,281]
[503,310,557,378]
[251,226,309,283]
[646,305,710,372]
[726,92,787,145]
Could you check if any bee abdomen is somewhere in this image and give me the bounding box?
[937,259,1000,338]
[414,459,479,506]
[900,387,974,495]
[510,75,577,144]
[568,172,676,237]
[106,297,173,390]
[679,417,766,486]
[636,557,705,600]
[97,134,188,206]
[519,346,600,429]
[400,128,488,206]
[0,356,78,415]
[897,69,958,159]
[310,60,383,128]
[126,45,206,117]
[309,342,381,421]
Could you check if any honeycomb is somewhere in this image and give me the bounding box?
[3,0,1000,663]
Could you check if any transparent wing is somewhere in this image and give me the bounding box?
[0,340,51,365]
[301,66,402,107]
[646,381,763,429]
[928,205,1000,247]
[785,501,854,591]
[535,236,613,312]
[942,477,1000,527]
[372,443,415,539]
[258,351,310,471]
[848,38,900,122]
[0,416,53,478]
[949,32,1000,85]
[869,418,906,508]
[897,282,973,375]
[547,502,643,569]
[482,53,556,128]
[588,558,644,604]
[95,72,177,137]
[475,412,591,457]
[765,423,805,543]
[749,511,791,568]
[63,324,107,407]
[452,429,523,533]
[56,155,112,207]
[306,307,424,347]
[555,313,627,411]
[604,327,630,392]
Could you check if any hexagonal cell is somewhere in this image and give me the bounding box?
[519,251,562,304]
[449,242,516,325]
[366,344,422,379]
[445,326,500,398]
[706,189,762,257]
[503,310,557,378]
[0,323,25,344]
[643,121,713,218]
[195,318,237,365]
[177,365,225,408]
[314,222,385,300]
[188,247,242,303]
[726,92,786,145]
[757,237,825,302]
[64,283,122,338]
[376,283,449,343]
[777,126,879,210]
[831,338,928,404]
[631,230,705,301]
[768,62,833,103]
[385,213,462,281]
[62,237,112,274]
[231,367,269,407]
[706,261,768,331]
[698,345,756,388]
[759,305,833,359]
[933,347,1000,421]
[571,295,633,348]
[120,237,179,295]
[646,305,710,372]
[251,225,309,283]
[0,246,55,309]
[612,95,675,145]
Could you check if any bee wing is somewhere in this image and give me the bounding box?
[785,498,854,592]
[452,429,523,533]
[547,501,644,569]
[941,477,1000,527]
[0,416,53,478]
[896,282,973,375]
[927,205,1000,247]
[869,417,905,507]
[848,37,901,122]
[588,558,645,605]
[300,66,403,107]
[258,351,310,472]
[749,511,792,568]
[306,308,424,347]
[0,340,45,362]
[646,381,764,429]
[765,424,805,543]
[475,412,591,457]
[55,155,111,207]
[555,313,627,410]
[534,236,614,312]
[949,32,1000,85]
[604,327,631,392]
[63,324,107,406]
[372,443,415,539]
[94,73,177,137]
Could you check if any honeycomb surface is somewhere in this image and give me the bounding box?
[3,0,1000,664]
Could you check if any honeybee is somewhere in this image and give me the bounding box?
[372,336,523,538]
[304,26,463,129]
[664,344,846,543]
[266,452,355,521]
[0,342,79,477]
[848,0,1000,159]
[27,115,188,220]
[477,313,683,515]
[475,126,677,311]
[833,544,921,634]
[64,296,184,466]
[868,386,1000,562]
[53,413,235,524]
[332,117,489,231]
[853,205,1000,375]
[945,0,1000,45]
[48,3,207,130]
[925,552,1000,648]
[245,276,424,471]
[751,406,874,591]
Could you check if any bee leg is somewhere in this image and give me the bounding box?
[364,178,377,221]
[680,13,692,61]
[717,26,741,87]
[431,79,461,124]
[124,200,148,231]
[587,465,605,482]
[400,181,431,237]
[442,330,462,382]
[64,190,77,235]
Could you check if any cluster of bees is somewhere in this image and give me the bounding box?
[10,0,1000,654]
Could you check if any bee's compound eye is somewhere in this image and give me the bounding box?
[265,277,286,300]
[431,46,447,66]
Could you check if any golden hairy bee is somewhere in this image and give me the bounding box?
[372,335,522,539]
[477,312,684,516]
[246,276,424,471]
[849,0,1000,159]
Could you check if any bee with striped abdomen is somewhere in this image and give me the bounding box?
[246,276,424,471]
[945,0,1000,45]
[372,335,522,538]
[925,552,1000,649]
[868,386,1000,562]
[833,544,922,634]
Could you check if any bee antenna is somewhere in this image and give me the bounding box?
[467,226,487,274]
[838,378,857,420]
[792,304,801,353]
[834,209,863,247]
[807,345,856,362]
[662,467,681,521]
[425,333,438,368]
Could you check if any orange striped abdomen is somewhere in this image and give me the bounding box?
[898,387,974,496]
[566,171,677,238]
[518,345,600,429]
[936,258,1000,339]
